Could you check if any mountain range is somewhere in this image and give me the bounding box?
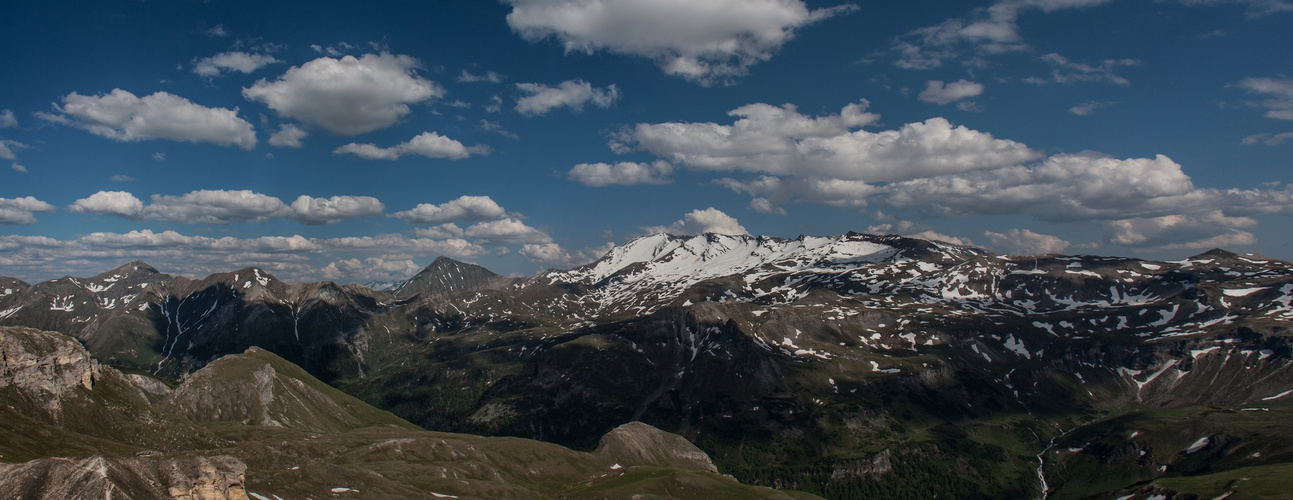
[2,231,1292,499]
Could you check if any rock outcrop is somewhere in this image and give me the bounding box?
[0,326,101,414]
[595,421,718,473]
[0,455,248,500]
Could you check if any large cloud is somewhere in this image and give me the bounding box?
[144,190,290,224]
[504,0,857,84]
[334,132,486,160]
[69,191,145,219]
[515,80,620,116]
[40,89,257,149]
[392,195,508,224]
[617,100,1038,182]
[289,195,385,225]
[0,197,56,225]
[644,207,748,236]
[243,53,443,135]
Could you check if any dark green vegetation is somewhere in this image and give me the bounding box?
[3,233,1293,499]
[0,326,814,499]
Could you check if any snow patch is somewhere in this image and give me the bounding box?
[1185,437,1210,454]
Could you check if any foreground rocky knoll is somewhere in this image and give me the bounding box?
[3,232,1292,498]
[0,326,815,499]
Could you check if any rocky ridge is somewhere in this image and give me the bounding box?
[2,232,1292,499]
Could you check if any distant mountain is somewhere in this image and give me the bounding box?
[2,232,1292,499]
[391,255,513,299]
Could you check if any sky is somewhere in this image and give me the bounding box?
[1,0,1291,284]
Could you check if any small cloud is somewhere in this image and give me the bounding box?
[1234,76,1293,120]
[206,24,229,37]
[0,109,16,128]
[749,197,786,215]
[917,79,984,105]
[1035,53,1140,85]
[644,207,748,236]
[1242,131,1293,145]
[1069,100,1113,116]
[152,152,166,162]
[515,80,620,116]
[458,69,503,83]
[1199,29,1226,39]
[480,119,519,139]
[0,139,30,160]
[192,51,281,78]
[10,163,26,173]
[110,174,135,182]
[567,161,672,187]
[334,131,488,161]
[269,124,308,148]
[984,228,1070,255]
[484,95,503,113]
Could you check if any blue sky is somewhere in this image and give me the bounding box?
[1,0,1291,284]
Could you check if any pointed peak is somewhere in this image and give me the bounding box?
[392,256,505,299]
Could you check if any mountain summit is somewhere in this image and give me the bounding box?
[391,256,511,299]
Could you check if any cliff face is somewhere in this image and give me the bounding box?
[0,326,101,415]
[0,455,248,500]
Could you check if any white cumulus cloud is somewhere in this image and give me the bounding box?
[0,109,16,128]
[515,80,620,116]
[289,195,385,225]
[620,100,1038,182]
[568,160,673,186]
[0,196,56,225]
[193,51,281,77]
[463,218,552,245]
[40,89,257,149]
[243,53,444,135]
[269,124,308,148]
[334,132,486,161]
[144,189,290,224]
[984,228,1070,255]
[504,0,857,85]
[645,207,748,236]
[69,191,145,219]
[392,195,507,224]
